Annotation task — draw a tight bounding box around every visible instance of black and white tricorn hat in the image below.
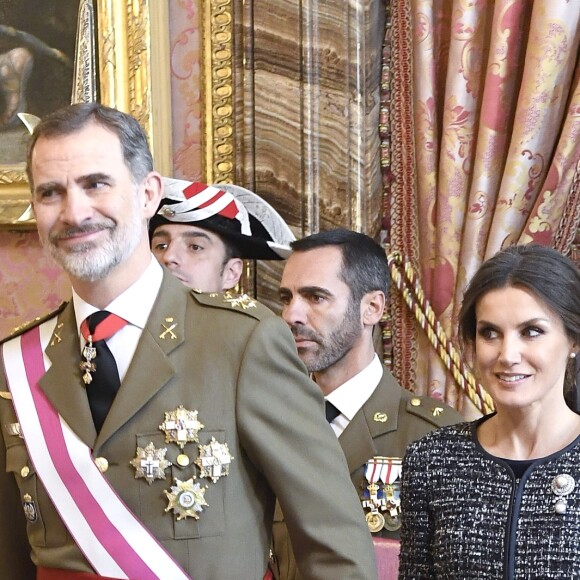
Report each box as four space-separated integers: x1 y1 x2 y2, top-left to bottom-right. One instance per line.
149 179 296 260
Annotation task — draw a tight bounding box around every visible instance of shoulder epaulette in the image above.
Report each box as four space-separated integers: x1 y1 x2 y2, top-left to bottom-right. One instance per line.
190 290 271 321
1 302 68 345
405 395 460 427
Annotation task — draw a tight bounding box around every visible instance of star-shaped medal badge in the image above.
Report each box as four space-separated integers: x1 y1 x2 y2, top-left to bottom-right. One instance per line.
159 406 204 449
195 437 234 483
164 478 209 520
130 442 172 484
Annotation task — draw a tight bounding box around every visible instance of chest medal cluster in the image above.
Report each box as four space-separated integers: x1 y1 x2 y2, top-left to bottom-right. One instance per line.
129 405 233 521
361 456 402 533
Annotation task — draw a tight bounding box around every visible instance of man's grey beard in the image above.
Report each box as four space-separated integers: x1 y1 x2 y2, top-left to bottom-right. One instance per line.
43 201 143 281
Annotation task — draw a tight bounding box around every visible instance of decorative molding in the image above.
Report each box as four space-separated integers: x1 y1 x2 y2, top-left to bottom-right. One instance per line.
0 0 172 230
201 0 235 184
71 0 97 104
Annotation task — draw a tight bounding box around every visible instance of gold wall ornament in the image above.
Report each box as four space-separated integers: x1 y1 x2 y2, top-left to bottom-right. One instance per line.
96 0 172 176
0 0 173 229
201 0 235 184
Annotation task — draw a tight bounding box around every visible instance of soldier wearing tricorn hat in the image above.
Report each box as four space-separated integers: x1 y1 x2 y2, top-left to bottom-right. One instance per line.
149 179 295 292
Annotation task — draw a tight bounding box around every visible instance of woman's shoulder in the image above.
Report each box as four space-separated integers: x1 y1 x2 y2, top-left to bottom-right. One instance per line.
406 420 474 454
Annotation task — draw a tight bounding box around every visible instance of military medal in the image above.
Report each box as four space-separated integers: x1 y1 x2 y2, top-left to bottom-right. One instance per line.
380 458 402 531
159 406 204 449
195 437 234 482
164 478 209 520
80 337 97 384
383 483 402 531
362 464 385 532
366 510 386 533
361 456 402 533
130 442 172 484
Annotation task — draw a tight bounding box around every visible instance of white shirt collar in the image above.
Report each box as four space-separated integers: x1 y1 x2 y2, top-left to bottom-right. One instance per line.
325 354 383 421
72 256 163 333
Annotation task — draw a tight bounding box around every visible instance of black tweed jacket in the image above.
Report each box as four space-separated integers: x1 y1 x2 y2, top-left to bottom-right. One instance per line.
399 418 580 579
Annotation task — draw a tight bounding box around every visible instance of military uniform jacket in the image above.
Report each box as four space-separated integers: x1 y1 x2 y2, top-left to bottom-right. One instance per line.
0 272 376 580
271 366 462 580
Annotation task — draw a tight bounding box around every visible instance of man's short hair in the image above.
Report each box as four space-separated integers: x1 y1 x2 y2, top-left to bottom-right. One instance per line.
291 229 389 303
26 102 153 188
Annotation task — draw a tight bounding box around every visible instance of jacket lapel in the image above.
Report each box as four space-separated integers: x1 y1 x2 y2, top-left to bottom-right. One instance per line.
96 273 187 447
338 369 402 474
39 302 97 447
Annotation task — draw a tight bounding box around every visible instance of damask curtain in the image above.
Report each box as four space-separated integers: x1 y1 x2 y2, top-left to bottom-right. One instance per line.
381 0 580 417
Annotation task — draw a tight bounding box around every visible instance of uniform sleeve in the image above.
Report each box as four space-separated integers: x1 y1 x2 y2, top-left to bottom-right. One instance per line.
398 440 434 579
236 315 377 580
271 500 299 580
0 370 36 580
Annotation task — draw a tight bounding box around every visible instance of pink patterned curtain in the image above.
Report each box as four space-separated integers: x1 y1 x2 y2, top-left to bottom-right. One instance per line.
382 0 580 416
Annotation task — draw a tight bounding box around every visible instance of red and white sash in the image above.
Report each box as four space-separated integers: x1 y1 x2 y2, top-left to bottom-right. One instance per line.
2 321 191 580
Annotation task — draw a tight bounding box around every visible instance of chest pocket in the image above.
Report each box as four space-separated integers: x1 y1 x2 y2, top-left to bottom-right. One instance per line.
134 431 227 540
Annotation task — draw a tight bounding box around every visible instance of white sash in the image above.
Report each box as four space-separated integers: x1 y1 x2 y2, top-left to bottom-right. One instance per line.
2 321 191 580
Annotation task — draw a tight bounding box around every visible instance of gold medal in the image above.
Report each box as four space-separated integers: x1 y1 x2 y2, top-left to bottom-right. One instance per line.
195 437 234 483
366 511 385 533
177 453 190 467
361 456 402 533
159 406 204 449
164 478 209 520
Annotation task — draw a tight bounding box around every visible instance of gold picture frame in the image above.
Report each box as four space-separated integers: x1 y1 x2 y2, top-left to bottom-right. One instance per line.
0 0 235 230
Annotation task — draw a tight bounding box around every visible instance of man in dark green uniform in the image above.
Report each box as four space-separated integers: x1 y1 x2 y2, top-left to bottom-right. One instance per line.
273 229 463 579
0 103 376 580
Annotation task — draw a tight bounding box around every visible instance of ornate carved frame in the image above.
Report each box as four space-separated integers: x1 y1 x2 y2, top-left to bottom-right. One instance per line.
0 0 236 229
200 0 235 184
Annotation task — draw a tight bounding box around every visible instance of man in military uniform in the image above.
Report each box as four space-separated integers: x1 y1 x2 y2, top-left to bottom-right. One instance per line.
273 229 463 579
149 179 295 292
0 103 377 579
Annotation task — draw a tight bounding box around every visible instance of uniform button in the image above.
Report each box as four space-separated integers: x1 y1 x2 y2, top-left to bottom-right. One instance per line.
410 397 421 407
20 466 30 478
95 457 109 472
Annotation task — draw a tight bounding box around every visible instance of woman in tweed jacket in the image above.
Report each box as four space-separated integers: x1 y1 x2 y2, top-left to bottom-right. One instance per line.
399 244 580 579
